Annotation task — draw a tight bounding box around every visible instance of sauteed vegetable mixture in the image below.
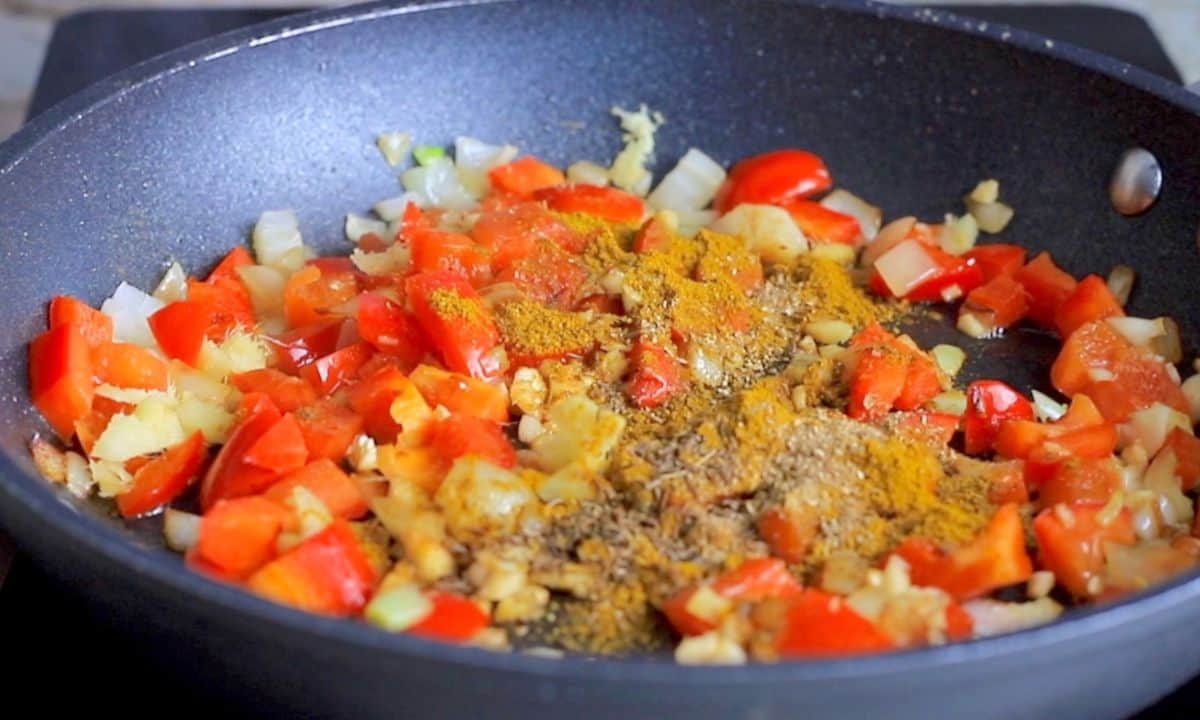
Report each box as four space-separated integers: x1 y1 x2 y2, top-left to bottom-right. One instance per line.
27 109 1200 662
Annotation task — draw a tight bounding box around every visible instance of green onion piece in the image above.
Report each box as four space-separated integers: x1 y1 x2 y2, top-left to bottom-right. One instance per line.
365 584 433 632
413 145 446 167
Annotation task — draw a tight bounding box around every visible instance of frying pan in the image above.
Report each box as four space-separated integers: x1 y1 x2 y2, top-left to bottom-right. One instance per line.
2 1 1200 717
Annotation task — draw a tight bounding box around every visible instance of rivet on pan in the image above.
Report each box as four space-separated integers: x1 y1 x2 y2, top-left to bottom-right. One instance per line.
1109 147 1162 216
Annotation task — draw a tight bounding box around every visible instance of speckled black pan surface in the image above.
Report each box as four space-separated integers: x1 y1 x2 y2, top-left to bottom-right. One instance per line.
2 1 1200 718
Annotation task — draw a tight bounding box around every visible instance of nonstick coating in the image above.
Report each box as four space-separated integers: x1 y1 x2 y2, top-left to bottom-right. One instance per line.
3 1 1200 718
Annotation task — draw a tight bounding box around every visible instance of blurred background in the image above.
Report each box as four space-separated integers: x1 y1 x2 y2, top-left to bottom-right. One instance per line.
1 0 1198 141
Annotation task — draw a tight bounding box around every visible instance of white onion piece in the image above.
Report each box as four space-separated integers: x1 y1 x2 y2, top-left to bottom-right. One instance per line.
1181 374 1200 423
963 597 1062 638
1105 316 1164 349
608 104 662 195
374 192 422 222
252 209 304 269
820 188 882 242
861 216 917 268
1151 317 1183 364
376 131 413 167
647 148 725 212
236 264 287 318
710 203 808 265
687 344 724 386
345 213 387 243
967 200 1014 234
674 209 718 237
455 136 519 196
1107 265 1135 307
101 281 165 349
64 451 94 498
351 243 410 276
401 157 477 210
164 509 202 552
967 179 1000 205
169 360 234 405
566 160 610 186
938 213 978 255
1125 402 1192 457
1032 389 1067 422
874 239 941 297
152 262 188 303
1142 450 1192 527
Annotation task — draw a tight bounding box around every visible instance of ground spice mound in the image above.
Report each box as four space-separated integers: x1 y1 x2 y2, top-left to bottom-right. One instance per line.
794 255 899 329
495 300 618 363
427 286 483 321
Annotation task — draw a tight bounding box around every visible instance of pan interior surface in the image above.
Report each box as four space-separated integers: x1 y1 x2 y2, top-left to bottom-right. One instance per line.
2 0 1200 706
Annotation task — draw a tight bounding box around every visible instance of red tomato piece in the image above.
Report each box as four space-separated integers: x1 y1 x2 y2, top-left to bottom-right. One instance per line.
1033 502 1135 598
247 520 378 616
271 320 344 374
632 214 675 253
263 458 368 519
199 403 284 510
896 411 960 447
488 156 566 198
430 414 516 468
774 589 894 658
534 184 646 224
1164 428 1200 490
713 149 832 213
903 247 985 302
625 338 685 409
409 228 493 286
90 341 169 391
471 202 585 270
190 496 291 579
1014 252 1077 328
243 413 308 474
963 274 1030 330
1035 456 1121 509
662 558 802 636
293 398 365 461
283 265 359 329
48 295 113 348
231 368 318 413
356 293 428 368
962 380 1034 455
207 246 254 284
408 591 490 641
148 300 210 365
405 271 503 379
408 363 509 423
757 507 816 564
187 277 256 341
346 365 432 443
846 346 908 421
299 342 375 396
116 431 207 518
963 243 1026 282
492 238 589 310
780 199 861 246
29 324 95 440
894 352 942 411
1053 274 1124 338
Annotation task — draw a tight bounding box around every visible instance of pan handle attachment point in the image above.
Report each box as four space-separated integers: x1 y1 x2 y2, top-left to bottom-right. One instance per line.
1109 147 1161 216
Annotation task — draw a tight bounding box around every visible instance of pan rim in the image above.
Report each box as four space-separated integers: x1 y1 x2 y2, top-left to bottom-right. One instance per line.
2 0 1200 687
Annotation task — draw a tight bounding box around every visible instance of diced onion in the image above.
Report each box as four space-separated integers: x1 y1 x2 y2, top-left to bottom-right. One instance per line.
376 131 413 167
820 189 882 241
374 193 422 222
64 451 94 498
1142 450 1192 528
163 509 202 552
806 319 854 346
874 239 941 297
152 262 188 303
711 203 809 265
861 216 917 268
674 209 718 237
455 136 519 196
1151 317 1183 364
351 243 410 276
1180 374 1200 423
401 157 477 210
1105 316 1164 349
1125 402 1192 456
687 344 725 386
938 213 978 255
967 179 1000 205
957 308 995 339
101 281 165 349
647 148 725 212
177 394 235 444
1107 264 1135 307
29 436 67 484
810 242 856 265
608 104 662 195
236 264 288 318
930 390 967 416
566 160 609 186
252 209 306 270
963 597 1062 637
930 344 966 377
345 213 388 243
90 458 133 497
365 584 434 632
1032 389 1067 422
967 200 1014 234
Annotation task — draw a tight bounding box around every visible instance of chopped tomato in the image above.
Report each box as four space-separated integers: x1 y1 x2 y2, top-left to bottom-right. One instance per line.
408 591 489 641
1054 275 1124 338
283 265 359 329
896 411 960 446
409 364 509 423
243 413 308 475
190 496 291 579
775 589 894 658
846 346 908 421
632 214 675 253
534 184 645 224
488 156 565 197
293 398 364 461
409 228 492 286
1033 502 1135 597
264 458 368 519
199 403 284 510
207 246 254 283
48 295 112 348
471 202 584 270
986 460 1029 504
186 277 256 341
1164 428 1200 490
894 352 942 411
347 365 432 443
148 300 210 365
962 380 1034 455
1014 252 1077 328
662 557 802 636
963 244 1026 282
91 341 169 391
116 431 207 518
1050 320 1187 422
355 293 428 368
993 394 1107 460
625 338 685 409
895 503 1033 600
1035 456 1121 508
963 274 1029 330
944 601 975 641
492 239 589 310
271 320 344 374
247 520 377 616
430 414 516 468
781 199 861 245
299 342 375 396
903 247 985 302
713 149 832 213
231 368 318 413
29 324 95 440
757 507 816 563
405 271 503 379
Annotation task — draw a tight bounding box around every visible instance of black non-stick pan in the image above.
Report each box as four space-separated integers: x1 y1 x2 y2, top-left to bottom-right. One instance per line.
2 1 1200 718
